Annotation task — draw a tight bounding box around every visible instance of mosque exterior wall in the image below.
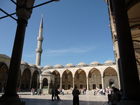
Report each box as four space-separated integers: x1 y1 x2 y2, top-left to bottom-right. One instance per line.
0 54 120 94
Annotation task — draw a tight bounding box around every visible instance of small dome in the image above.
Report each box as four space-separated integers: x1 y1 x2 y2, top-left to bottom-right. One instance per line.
29 64 36 67
21 61 28 65
0 54 10 59
54 64 63 68
36 65 43 69
90 61 100 65
77 62 87 66
66 63 74 67
42 71 52 75
44 65 53 69
104 60 114 64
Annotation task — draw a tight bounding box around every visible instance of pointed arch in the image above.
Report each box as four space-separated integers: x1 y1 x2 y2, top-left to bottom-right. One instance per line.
88 68 102 90
62 70 73 90
42 78 48 88
74 69 86 89
52 70 60 88
31 70 39 89
103 67 119 88
21 68 31 91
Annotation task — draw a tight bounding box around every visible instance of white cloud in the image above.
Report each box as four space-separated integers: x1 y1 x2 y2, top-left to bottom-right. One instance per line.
46 46 96 56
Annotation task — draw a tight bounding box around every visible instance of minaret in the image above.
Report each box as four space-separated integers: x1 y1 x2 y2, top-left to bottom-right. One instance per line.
36 17 43 66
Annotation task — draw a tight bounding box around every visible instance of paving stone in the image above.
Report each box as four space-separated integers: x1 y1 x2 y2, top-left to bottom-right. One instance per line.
20 94 108 105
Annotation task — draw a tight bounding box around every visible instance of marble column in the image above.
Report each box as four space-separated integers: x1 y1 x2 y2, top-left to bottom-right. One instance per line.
60 77 62 89
73 77 75 88
29 77 32 89
39 75 42 89
86 77 89 90
101 76 104 89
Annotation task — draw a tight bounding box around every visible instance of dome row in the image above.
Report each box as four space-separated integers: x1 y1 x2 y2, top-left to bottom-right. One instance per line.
44 60 115 69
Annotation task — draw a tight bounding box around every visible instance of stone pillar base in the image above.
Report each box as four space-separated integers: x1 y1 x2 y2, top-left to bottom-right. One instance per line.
117 100 140 105
0 96 25 105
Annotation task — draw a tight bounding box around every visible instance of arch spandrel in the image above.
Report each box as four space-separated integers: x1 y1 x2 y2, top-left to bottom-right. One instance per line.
88 68 101 77
62 69 73 76
103 67 118 76
74 69 87 77
51 69 62 77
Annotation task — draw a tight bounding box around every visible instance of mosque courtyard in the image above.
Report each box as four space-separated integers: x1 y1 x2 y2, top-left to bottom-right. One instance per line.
18 94 108 105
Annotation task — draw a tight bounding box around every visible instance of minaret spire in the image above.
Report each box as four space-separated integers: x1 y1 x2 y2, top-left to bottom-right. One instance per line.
36 16 43 66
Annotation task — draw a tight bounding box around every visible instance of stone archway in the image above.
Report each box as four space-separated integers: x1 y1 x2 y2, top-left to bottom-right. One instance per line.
74 69 86 89
21 68 31 91
103 67 119 88
88 68 102 90
42 78 48 88
62 70 73 90
31 70 39 89
52 70 60 88
0 62 8 92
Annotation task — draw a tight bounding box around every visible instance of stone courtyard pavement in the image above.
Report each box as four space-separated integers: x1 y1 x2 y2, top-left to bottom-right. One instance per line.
20 94 108 105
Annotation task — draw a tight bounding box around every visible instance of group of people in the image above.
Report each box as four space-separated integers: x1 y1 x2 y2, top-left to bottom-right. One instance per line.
107 87 122 105
30 86 121 105
51 87 80 105
51 88 61 101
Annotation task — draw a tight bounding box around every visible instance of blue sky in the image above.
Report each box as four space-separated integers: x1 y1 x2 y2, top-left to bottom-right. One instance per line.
0 0 114 66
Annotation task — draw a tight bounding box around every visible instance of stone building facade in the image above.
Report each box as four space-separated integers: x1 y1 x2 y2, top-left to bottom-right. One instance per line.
0 54 119 93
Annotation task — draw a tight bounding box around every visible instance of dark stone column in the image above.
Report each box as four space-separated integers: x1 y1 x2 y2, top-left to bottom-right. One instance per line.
0 19 27 105
108 0 140 104
5 19 27 96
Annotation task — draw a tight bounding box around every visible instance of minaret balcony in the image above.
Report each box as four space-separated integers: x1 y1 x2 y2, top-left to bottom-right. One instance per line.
36 48 42 53
37 36 43 41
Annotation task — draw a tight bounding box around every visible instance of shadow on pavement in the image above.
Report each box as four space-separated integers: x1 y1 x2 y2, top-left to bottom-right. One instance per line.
21 98 107 105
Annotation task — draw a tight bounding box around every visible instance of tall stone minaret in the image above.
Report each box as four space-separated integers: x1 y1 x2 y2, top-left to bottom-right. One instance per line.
36 17 43 66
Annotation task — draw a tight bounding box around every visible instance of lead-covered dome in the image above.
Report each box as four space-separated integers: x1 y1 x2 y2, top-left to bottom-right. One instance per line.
77 62 87 66
44 65 53 69
104 60 114 64
90 61 100 65
0 54 10 59
54 64 64 68
66 63 75 67
21 61 28 65
29 64 37 67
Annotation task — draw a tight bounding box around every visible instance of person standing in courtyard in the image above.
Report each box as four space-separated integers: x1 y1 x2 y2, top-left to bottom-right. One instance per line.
72 86 80 105
55 88 60 101
51 88 55 101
